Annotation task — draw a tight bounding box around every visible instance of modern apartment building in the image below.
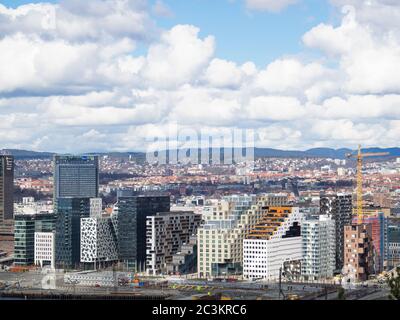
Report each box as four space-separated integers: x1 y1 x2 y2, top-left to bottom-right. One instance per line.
352 211 385 273
112 195 170 271
53 155 99 199
320 193 353 272
301 215 336 280
243 206 303 281
0 155 14 235
197 194 288 278
146 211 202 275
343 224 375 282
166 235 198 275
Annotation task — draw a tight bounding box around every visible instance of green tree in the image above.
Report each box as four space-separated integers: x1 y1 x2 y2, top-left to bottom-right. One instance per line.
387 267 400 300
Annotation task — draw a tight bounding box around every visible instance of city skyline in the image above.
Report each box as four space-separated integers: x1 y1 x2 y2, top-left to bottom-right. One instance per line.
1 0 400 304
2 137 400 300
1 0 400 153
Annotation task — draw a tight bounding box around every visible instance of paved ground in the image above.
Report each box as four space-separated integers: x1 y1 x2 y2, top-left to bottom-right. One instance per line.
0 271 391 300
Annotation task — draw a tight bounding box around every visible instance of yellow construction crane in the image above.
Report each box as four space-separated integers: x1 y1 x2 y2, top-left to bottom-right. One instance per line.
346 145 389 224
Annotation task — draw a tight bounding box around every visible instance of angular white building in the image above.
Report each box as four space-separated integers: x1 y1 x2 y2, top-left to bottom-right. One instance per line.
80 216 118 265
243 206 303 281
301 215 336 280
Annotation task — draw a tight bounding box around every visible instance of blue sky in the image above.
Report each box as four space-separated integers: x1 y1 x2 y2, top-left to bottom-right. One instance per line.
1 0 336 67
156 0 334 66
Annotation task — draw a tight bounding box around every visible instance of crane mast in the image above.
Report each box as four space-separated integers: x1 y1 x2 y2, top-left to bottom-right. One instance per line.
347 145 389 225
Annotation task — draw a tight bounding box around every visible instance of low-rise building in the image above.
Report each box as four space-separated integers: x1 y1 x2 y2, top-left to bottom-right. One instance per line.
166 235 197 275
34 232 55 269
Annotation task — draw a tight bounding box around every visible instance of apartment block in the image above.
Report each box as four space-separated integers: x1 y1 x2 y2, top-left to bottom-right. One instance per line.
146 211 201 275
166 235 198 275
320 193 353 272
301 215 336 280
352 211 385 273
243 206 303 281
343 224 375 282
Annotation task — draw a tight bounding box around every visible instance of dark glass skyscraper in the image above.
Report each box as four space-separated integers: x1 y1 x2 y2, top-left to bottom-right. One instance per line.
114 195 170 271
54 155 99 199
0 155 14 235
55 198 91 269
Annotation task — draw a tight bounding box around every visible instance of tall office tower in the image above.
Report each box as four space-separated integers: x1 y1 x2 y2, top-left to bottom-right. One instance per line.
53 155 99 199
320 193 353 272
55 198 92 269
352 211 385 273
14 213 55 266
0 155 14 235
197 193 288 278
384 218 400 270
146 211 202 275
343 224 375 282
243 207 303 281
80 215 118 267
112 195 170 271
301 215 336 280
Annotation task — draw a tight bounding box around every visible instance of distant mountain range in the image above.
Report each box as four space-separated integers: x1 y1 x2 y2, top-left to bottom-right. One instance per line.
2 147 400 160
254 147 400 159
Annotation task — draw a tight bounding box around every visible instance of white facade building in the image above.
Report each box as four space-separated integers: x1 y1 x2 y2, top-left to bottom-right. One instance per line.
243 207 303 280
34 232 55 269
301 215 336 280
80 216 118 264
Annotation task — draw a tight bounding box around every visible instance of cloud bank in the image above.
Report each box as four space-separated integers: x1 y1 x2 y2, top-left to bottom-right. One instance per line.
1 0 400 153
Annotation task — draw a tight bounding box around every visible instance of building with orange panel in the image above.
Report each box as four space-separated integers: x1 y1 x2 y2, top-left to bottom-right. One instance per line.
243 206 303 280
